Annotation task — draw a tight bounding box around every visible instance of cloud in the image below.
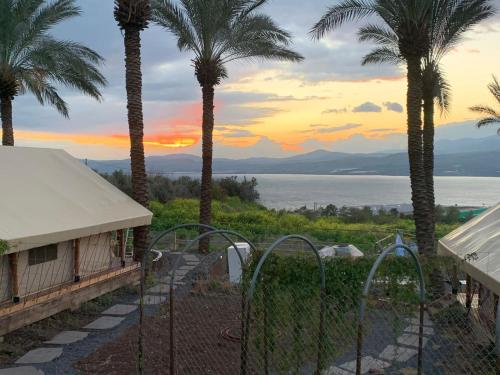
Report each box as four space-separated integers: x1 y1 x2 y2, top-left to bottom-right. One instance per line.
221 129 256 138
368 128 400 133
352 102 382 113
383 102 404 113
315 123 362 133
322 107 347 114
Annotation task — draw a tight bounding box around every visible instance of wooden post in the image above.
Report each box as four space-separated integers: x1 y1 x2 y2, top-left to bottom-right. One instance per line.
478 283 484 308
118 229 126 267
74 239 80 282
466 274 472 309
451 264 459 295
494 294 499 321
7 253 19 303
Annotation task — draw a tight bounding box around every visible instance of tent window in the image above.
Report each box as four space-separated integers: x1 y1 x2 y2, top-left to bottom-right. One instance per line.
28 244 58 266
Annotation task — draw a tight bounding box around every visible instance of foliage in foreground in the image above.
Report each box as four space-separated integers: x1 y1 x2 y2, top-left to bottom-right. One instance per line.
242 252 454 373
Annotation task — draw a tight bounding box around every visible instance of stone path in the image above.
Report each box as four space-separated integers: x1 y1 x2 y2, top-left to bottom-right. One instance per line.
0 253 201 374
324 313 435 374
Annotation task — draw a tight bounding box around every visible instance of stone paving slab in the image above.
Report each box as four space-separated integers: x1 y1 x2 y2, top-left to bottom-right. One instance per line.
101 304 137 316
44 331 88 345
15 348 63 364
397 334 429 348
159 275 186 284
0 367 44 375
324 366 354 375
147 284 175 294
339 356 390 374
177 265 195 271
408 315 433 326
404 325 434 335
379 345 418 362
168 269 189 277
134 295 167 305
84 316 125 330
182 254 199 261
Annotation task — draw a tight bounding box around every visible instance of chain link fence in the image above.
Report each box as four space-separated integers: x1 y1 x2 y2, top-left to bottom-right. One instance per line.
76 225 500 375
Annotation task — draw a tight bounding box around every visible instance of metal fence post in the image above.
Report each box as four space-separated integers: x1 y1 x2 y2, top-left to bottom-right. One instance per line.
356 244 426 375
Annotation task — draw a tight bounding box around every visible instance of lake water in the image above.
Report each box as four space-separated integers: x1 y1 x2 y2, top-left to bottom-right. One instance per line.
214 174 500 210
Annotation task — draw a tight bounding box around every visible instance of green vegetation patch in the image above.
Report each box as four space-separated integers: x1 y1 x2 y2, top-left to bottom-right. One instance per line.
150 198 459 254
0 240 9 256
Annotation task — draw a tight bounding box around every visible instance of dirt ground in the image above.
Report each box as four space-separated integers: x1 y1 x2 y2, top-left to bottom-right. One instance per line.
76 293 242 375
0 285 138 365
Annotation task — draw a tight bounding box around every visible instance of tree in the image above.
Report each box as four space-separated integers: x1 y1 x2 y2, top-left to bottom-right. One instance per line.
358 0 494 250
470 76 500 134
114 0 151 260
0 0 106 146
312 0 439 254
152 0 303 252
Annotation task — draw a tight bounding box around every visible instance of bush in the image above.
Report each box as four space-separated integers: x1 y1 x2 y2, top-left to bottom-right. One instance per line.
100 170 260 203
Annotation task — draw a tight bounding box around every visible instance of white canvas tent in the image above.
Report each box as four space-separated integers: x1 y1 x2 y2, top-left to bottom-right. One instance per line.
438 203 500 295
0 146 152 253
0 146 152 335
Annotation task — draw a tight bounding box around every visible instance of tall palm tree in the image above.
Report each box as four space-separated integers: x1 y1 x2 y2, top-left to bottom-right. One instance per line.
152 0 303 252
470 76 500 134
0 0 106 146
358 0 494 249
115 0 151 261
312 0 438 254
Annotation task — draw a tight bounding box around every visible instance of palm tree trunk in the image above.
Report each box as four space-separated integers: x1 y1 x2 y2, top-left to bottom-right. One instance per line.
1 96 14 146
198 84 215 254
406 57 432 255
124 27 149 262
423 91 436 251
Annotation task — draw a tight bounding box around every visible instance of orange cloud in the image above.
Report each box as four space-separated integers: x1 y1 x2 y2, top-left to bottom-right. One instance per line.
14 130 198 150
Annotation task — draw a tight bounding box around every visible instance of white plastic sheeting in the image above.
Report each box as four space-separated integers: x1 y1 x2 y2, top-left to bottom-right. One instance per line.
0 146 152 253
438 203 500 295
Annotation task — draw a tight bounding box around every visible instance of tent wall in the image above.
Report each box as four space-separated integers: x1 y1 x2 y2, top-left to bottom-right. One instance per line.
18 241 74 297
80 232 121 277
0 255 10 303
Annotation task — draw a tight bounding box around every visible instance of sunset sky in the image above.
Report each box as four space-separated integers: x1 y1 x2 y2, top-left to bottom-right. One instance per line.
11 0 500 160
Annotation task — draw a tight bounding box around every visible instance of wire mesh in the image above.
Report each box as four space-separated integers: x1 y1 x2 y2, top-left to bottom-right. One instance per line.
138 226 252 375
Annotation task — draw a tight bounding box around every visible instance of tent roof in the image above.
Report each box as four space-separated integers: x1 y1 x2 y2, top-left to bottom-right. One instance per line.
438 203 500 295
0 147 152 253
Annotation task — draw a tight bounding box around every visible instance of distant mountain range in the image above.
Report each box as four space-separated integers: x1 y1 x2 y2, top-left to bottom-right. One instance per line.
88 136 500 177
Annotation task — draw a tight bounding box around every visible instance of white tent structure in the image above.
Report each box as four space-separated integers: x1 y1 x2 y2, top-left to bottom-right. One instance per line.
438 203 500 295
0 146 152 335
0 146 152 253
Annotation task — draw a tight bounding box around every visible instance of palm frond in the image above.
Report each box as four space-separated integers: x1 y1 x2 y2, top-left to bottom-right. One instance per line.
310 0 375 40
358 23 398 46
152 0 302 84
487 75 500 104
151 0 200 54
475 116 500 131
470 105 500 117
0 0 105 116
361 46 402 65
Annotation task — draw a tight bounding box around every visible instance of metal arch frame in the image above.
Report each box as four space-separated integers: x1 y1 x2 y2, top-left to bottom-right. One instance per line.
137 224 257 375
355 244 426 375
241 235 327 375
166 229 257 290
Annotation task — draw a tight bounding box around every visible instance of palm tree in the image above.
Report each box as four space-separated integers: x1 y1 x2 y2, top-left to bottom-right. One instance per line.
470 76 500 134
0 0 106 146
358 0 494 249
115 0 151 261
312 0 438 254
152 0 303 252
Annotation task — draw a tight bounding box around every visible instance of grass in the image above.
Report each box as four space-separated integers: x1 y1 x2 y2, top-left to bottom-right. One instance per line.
150 198 459 254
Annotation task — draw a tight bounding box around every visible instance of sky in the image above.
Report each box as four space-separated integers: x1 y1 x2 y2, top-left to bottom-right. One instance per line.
11 0 500 160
